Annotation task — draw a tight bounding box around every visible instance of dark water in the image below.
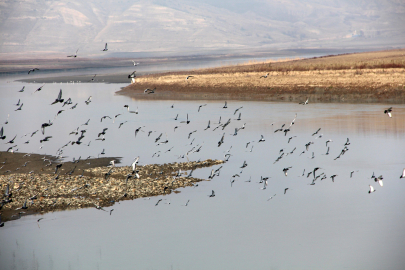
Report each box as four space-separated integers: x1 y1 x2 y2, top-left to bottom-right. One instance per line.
1 71 405 270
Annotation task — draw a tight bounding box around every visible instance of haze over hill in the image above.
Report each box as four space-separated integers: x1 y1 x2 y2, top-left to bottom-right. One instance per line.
0 0 404 58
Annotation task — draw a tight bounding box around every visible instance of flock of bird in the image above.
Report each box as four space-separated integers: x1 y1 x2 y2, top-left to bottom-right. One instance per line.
1 63 404 215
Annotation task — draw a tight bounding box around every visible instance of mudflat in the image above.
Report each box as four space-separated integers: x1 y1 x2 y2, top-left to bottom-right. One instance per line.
118 49 405 103
0 152 223 222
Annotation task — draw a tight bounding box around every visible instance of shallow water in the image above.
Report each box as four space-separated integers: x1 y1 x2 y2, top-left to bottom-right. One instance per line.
1 71 405 270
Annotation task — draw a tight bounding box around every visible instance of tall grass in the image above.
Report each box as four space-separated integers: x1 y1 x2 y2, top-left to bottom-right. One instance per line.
144 49 405 77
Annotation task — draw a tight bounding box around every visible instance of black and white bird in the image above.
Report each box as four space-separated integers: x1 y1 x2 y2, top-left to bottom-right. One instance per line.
223 101 228 108
132 61 140 66
186 75 194 80
144 88 156 94
85 96 92 105
209 190 215 197
19 86 25 92
258 135 265 142
128 71 136 79
299 98 309 105
375 175 384 187
283 167 292 176
368 185 376 193
384 107 392 117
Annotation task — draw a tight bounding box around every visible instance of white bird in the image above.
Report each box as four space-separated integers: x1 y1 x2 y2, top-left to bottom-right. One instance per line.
368 185 376 193
132 61 140 66
131 157 139 172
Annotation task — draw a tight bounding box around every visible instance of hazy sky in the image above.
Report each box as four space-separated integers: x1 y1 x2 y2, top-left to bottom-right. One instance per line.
0 0 404 56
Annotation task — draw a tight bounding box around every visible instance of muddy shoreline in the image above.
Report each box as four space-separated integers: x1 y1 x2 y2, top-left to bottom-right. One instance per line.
0 152 224 222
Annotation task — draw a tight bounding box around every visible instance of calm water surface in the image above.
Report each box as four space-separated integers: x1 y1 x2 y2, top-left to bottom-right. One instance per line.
0 70 405 270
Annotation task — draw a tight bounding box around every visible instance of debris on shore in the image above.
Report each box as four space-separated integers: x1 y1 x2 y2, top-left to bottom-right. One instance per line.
0 153 224 222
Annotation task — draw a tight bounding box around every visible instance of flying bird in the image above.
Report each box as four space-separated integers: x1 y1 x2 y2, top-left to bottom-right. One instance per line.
0 127 5 140
67 48 79 57
258 135 265 142
312 128 321 136
34 84 45 93
283 167 292 176
400 169 405 179
15 103 23 111
102 43 108 51
128 71 136 78
51 89 64 104
28 68 39 74
198 104 207 112
384 107 392 117
299 98 309 105
85 96 92 105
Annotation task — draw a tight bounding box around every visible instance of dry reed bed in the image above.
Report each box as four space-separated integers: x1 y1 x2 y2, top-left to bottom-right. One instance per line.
135 68 405 90
119 49 405 103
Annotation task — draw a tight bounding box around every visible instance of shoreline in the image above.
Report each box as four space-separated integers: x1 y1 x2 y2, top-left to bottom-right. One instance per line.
118 49 405 103
0 152 223 222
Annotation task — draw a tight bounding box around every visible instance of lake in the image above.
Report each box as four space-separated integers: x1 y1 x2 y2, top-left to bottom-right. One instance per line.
0 64 405 270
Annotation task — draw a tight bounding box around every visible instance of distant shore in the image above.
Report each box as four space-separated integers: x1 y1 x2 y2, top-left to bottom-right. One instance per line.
118 49 405 103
